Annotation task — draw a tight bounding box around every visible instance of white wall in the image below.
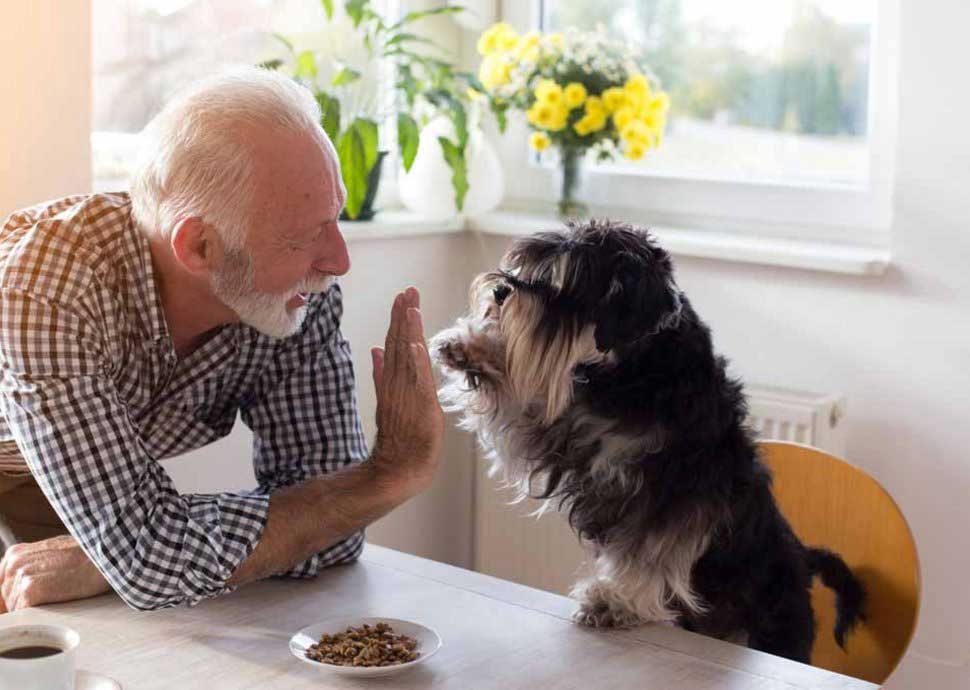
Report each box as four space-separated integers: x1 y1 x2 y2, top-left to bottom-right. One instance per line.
162 231 479 568
0 2 91 217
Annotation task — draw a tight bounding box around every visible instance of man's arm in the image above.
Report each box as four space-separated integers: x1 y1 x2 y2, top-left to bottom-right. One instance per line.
230 287 442 586
0 283 272 610
0 288 443 609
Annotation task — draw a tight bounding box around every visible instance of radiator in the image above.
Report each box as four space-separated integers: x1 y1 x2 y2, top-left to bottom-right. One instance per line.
472 385 848 595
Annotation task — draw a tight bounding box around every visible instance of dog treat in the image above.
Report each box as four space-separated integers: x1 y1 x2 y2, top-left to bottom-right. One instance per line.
305 622 420 667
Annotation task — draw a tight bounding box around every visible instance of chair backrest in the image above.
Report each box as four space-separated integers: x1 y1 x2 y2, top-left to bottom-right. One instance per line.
759 441 920 685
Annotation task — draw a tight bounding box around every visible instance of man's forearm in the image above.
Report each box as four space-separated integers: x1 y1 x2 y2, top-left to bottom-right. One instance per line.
228 459 404 587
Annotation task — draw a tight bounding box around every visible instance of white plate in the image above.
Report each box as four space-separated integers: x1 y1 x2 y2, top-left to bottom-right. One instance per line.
289 617 442 678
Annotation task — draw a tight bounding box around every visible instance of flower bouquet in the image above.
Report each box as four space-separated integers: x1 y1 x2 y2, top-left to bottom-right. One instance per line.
476 23 670 217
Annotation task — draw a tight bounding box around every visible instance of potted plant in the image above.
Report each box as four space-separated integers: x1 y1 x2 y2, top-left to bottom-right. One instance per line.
263 1 480 220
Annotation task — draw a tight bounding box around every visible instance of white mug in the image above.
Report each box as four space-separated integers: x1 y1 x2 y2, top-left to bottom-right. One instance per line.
0 623 79 690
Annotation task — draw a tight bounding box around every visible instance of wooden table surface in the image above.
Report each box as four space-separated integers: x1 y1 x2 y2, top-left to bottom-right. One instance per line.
0 544 878 689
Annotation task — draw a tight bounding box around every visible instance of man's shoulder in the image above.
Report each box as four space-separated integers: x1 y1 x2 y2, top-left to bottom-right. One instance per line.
0 192 135 303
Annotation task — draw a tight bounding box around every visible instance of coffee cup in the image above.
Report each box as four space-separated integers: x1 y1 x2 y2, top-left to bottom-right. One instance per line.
0 623 79 690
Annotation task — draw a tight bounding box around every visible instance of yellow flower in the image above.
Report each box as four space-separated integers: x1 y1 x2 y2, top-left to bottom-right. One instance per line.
564 82 587 109
527 102 568 131
625 141 647 161
648 91 671 115
643 110 665 132
516 31 541 56
584 96 604 116
572 110 607 137
624 73 651 99
478 54 511 90
500 30 519 51
466 87 485 102
534 79 564 106
621 120 655 147
601 87 626 112
477 22 517 56
529 131 551 151
546 105 569 131
547 33 565 49
587 112 607 132
477 32 500 56
612 106 634 130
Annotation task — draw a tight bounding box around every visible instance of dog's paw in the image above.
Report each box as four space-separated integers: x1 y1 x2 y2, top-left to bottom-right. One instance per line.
433 338 470 371
573 602 643 629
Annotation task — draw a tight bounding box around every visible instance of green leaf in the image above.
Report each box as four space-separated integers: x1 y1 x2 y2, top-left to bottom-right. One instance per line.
337 126 368 219
448 100 468 149
295 50 317 79
438 136 468 212
388 6 463 32
321 0 334 19
353 118 380 173
490 100 508 133
272 32 295 54
396 65 419 109
397 113 420 172
384 32 434 48
315 92 341 143
345 0 366 26
331 65 362 87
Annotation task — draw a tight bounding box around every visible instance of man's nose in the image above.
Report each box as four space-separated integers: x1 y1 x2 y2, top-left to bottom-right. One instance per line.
314 223 350 276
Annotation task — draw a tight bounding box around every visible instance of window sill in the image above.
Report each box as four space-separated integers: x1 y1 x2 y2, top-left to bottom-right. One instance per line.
330 208 891 276
465 210 891 277
341 210 465 242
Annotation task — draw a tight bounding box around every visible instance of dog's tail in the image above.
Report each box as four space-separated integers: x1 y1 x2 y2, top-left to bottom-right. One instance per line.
806 547 867 649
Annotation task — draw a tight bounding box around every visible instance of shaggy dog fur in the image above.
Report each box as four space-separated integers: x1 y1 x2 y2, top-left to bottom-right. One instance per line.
430 219 865 662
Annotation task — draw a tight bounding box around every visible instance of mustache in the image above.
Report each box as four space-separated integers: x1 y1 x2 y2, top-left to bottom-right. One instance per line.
293 275 337 295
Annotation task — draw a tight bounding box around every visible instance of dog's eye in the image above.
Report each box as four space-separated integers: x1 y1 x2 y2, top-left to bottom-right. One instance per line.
493 284 511 306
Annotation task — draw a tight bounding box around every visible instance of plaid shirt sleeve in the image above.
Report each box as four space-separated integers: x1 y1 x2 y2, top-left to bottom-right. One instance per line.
0 285 270 611
239 284 369 578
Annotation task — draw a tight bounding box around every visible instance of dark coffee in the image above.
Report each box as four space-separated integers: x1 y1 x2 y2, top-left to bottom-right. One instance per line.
0 645 63 659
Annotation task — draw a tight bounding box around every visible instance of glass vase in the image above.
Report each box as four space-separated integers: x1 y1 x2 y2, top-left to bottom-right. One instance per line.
556 145 589 219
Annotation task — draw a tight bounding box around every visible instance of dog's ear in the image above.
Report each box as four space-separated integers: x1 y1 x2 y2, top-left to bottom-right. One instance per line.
593 249 679 351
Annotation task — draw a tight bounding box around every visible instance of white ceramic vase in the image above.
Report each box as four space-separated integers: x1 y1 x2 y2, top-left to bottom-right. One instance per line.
398 116 504 220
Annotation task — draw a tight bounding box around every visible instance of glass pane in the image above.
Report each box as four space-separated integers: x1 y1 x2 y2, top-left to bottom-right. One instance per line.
543 0 875 187
90 0 395 190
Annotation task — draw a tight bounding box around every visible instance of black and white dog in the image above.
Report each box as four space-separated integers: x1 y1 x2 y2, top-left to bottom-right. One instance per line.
430 219 865 662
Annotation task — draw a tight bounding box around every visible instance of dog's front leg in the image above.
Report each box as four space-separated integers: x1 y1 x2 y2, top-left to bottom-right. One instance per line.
571 555 679 628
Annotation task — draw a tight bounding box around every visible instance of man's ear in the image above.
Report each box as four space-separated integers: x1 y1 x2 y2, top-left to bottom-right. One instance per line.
171 217 218 274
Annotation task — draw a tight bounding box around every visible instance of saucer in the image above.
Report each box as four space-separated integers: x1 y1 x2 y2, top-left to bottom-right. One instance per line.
290 616 442 678
77 670 122 689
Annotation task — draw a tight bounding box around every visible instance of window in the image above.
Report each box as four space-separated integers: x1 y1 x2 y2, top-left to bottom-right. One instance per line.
91 0 397 193
500 1 898 242
544 0 875 188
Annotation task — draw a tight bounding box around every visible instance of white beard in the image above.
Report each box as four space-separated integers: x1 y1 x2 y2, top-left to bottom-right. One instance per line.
211 248 335 339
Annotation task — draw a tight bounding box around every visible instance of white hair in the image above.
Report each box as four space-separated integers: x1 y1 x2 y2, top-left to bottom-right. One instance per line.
130 66 335 250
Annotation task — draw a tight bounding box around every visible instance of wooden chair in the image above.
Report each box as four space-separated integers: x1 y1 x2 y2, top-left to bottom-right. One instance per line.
759 441 920 685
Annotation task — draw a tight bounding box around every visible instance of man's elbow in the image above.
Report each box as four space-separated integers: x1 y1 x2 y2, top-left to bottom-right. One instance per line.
111 566 229 612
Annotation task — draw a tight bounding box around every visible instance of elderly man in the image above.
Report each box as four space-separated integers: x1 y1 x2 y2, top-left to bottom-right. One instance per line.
0 67 443 612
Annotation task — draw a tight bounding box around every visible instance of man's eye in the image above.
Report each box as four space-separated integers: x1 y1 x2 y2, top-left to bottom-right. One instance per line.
493 284 511 306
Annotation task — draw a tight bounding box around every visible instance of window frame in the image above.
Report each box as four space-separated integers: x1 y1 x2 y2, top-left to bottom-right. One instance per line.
495 0 899 246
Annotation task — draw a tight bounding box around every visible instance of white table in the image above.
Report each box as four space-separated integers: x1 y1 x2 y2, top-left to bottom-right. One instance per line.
0 544 878 689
